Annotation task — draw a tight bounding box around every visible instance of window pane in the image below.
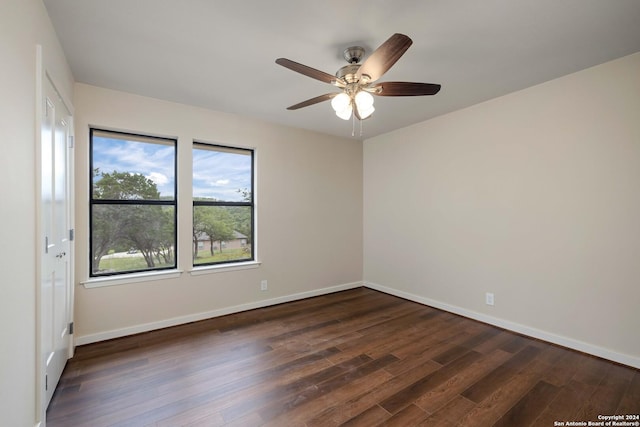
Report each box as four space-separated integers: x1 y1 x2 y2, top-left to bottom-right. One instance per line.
92 204 176 275
192 143 254 268
92 130 175 200
193 205 252 265
193 145 252 202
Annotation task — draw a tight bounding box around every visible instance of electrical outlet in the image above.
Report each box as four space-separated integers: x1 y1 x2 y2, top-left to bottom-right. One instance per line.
260 280 268 291
485 292 495 306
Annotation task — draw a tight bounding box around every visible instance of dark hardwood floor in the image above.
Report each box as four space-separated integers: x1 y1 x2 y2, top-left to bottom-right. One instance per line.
47 288 640 426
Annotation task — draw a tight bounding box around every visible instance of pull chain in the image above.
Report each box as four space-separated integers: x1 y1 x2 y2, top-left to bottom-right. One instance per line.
351 115 365 137
351 113 356 137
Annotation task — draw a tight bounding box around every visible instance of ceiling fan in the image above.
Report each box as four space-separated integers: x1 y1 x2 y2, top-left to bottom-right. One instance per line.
276 33 441 123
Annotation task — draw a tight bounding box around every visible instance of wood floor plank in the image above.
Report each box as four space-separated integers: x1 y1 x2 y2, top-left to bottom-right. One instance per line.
46 288 640 427
379 350 483 415
573 361 634 422
571 354 611 386
257 353 398 423
499 334 531 353
379 403 430 426
460 345 541 403
385 315 469 361
158 409 224 427
415 348 512 413
617 370 640 414
458 355 559 427
154 348 337 426
262 369 394 427
530 379 597 427
220 353 374 422
431 328 501 365
422 394 476 426
540 346 584 387
472 330 521 354
326 306 437 364
492 380 559 427
364 313 484 361
339 404 391 427
306 358 442 426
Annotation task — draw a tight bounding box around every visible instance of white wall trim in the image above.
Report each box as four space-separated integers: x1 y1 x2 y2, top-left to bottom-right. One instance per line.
82 269 184 288
363 281 640 369
75 281 362 345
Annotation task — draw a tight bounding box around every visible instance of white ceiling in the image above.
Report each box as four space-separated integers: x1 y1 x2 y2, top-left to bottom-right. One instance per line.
44 0 640 140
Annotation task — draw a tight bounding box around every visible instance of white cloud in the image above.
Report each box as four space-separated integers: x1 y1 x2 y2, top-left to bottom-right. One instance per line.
146 172 169 185
214 179 230 186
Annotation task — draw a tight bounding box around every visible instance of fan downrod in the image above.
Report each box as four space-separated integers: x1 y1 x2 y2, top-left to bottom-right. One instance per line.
343 46 365 64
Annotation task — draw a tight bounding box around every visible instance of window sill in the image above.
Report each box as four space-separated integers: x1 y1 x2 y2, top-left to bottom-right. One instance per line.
82 269 183 288
189 260 261 276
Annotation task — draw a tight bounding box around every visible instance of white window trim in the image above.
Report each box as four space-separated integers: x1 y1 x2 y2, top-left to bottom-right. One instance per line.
82 269 183 288
81 259 262 287
189 260 261 276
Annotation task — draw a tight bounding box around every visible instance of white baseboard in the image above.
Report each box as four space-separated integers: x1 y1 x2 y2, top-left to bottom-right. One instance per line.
364 281 640 369
74 281 363 346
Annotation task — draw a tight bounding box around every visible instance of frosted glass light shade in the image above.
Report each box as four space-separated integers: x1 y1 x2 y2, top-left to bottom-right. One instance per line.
331 92 352 120
355 91 375 119
335 105 352 120
331 92 351 111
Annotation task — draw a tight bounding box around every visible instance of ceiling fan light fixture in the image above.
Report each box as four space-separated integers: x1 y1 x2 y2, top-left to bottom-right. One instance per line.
276 34 441 130
331 92 352 120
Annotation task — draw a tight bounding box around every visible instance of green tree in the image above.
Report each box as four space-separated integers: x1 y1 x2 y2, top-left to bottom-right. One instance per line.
154 208 175 265
193 206 207 260
119 204 169 268
204 208 235 255
228 188 252 244
193 206 235 258
92 204 124 272
94 170 160 200
92 170 174 272
227 206 251 243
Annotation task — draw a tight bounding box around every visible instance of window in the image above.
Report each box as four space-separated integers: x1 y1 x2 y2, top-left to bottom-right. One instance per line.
90 129 177 276
192 143 254 266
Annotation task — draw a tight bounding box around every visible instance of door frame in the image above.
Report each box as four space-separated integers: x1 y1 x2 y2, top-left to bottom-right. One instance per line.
35 44 75 426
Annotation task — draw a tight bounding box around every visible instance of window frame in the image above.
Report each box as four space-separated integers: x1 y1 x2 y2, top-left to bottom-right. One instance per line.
89 128 178 277
192 141 255 268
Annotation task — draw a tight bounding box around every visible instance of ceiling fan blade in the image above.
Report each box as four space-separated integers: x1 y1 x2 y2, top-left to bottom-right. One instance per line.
356 33 413 83
276 58 344 86
286 93 338 110
371 81 441 96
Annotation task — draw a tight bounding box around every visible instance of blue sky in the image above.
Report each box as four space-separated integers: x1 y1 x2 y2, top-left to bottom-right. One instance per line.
93 136 251 201
193 146 252 202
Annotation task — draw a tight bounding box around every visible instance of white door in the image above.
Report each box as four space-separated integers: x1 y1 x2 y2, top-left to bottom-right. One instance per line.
41 74 73 408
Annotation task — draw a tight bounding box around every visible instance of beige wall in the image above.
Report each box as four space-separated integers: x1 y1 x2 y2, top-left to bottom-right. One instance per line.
0 0 74 424
73 84 363 342
364 52 640 368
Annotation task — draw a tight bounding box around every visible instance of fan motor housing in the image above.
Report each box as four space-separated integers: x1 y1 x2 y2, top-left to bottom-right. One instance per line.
336 64 361 83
